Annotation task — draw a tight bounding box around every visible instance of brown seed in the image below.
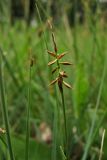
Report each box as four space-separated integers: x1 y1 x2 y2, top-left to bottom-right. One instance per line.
47 50 56 58
47 19 53 30
52 33 57 53
0 128 6 134
30 58 34 67
59 61 73 65
59 71 68 78
49 78 58 86
52 67 58 74
57 52 67 60
63 81 72 89
48 59 57 66
58 77 63 91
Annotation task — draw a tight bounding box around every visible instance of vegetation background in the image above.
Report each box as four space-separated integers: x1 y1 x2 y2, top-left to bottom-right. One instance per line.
0 0 107 160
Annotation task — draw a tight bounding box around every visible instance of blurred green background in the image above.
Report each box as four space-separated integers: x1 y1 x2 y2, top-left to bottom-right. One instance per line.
0 0 107 160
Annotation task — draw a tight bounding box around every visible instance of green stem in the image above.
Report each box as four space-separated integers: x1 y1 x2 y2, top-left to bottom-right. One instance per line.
35 0 48 50
73 0 78 61
25 65 32 160
81 46 107 160
60 88 68 158
0 48 14 160
52 93 58 160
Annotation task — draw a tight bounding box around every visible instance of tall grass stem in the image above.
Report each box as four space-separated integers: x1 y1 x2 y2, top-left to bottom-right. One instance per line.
0 48 14 160
25 65 32 160
99 129 106 160
60 88 68 157
82 52 107 160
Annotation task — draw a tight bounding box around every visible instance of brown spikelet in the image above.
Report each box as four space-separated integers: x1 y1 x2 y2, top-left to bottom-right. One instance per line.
30 58 34 67
28 48 35 67
59 62 73 65
58 77 63 91
47 22 73 90
52 33 57 53
59 71 68 78
47 19 53 30
0 128 6 134
63 81 72 89
49 78 58 86
52 67 58 74
47 50 56 57
57 52 67 59
48 59 57 66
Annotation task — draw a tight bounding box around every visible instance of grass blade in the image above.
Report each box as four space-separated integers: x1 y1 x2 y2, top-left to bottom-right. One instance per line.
60 88 68 158
60 146 67 160
25 60 32 160
82 54 107 160
99 129 106 160
0 49 20 88
0 47 14 160
0 135 7 148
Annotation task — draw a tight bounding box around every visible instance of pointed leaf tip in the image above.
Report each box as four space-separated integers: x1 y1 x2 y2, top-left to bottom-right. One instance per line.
49 78 58 86
63 81 72 89
48 59 57 66
57 52 67 59
59 61 73 65
47 50 56 57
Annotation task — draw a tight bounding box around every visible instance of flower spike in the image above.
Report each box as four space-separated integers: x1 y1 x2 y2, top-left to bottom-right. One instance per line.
49 78 58 86
48 59 57 66
47 23 72 90
57 52 67 59
0 128 6 134
52 67 58 74
59 61 73 65
63 81 72 89
47 50 56 58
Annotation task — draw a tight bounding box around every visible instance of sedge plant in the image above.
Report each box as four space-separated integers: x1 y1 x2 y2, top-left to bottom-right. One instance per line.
47 21 73 159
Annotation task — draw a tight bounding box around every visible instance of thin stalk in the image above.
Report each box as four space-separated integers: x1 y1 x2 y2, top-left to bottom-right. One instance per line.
0 48 14 160
35 0 51 80
35 0 48 50
73 0 78 61
25 65 32 160
52 89 59 160
24 0 30 22
60 88 67 157
99 129 106 160
82 50 107 160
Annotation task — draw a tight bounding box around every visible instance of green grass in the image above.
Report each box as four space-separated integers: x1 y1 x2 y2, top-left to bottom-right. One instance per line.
0 48 14 160
0 18 107 160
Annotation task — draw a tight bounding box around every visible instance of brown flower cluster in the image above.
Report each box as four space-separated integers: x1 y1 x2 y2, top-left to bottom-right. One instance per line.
48 29 72 91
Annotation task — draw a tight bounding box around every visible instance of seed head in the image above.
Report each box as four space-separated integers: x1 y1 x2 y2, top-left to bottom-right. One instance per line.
52 33 57 53
0 128 6 134
48 24 72 91
47 19 53 30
